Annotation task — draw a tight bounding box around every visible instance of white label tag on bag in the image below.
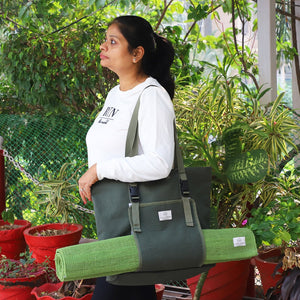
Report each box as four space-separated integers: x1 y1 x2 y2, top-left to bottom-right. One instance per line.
233 236 246 247
158 210 172 221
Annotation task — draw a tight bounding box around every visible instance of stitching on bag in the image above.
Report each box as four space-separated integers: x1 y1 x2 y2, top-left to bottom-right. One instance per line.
138 198 189 207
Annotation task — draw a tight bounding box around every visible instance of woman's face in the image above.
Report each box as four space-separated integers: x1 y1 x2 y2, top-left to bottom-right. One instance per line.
100 23 135 76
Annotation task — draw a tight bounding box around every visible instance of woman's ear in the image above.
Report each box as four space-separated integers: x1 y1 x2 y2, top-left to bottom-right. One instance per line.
132 46 145 63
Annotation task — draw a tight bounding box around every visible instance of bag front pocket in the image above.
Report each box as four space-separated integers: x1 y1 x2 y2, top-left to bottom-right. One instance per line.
128 198 206 272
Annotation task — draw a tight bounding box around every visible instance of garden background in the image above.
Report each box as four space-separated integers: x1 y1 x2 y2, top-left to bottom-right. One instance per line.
0 0 299 251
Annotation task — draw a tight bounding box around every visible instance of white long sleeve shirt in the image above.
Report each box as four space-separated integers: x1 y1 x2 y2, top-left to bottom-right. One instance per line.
86 77 175 182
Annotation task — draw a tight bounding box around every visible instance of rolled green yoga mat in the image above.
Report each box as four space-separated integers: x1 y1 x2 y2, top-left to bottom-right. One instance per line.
55 228 257 282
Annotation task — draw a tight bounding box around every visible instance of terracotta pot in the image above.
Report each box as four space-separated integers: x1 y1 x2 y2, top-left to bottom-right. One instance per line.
253 248 283 295
24 223 83 268
0 219 31 259
187 259 251 300
31 282 93 300
32 282 165 300
155 284 165 300
0 268 47 300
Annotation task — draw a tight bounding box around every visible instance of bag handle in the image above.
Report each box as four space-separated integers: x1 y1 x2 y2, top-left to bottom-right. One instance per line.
125 86 194 231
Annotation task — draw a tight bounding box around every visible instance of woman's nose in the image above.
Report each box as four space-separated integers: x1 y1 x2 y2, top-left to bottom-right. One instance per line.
100 40 107 50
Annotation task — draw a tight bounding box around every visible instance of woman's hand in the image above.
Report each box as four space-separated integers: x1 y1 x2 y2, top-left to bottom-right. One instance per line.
78 164 98 204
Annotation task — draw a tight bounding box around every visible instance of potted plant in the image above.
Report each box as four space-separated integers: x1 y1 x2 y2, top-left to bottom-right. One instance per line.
247 184 300 296
0 252 57 300
23 223 83 269
0 208 31 259
265 246 300 299
24 163 84 268
173 56 300 299
34 162 85 224
31 279 96 300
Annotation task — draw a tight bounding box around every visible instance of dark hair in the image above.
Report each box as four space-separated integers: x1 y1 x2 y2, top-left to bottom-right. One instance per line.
110 16 175 99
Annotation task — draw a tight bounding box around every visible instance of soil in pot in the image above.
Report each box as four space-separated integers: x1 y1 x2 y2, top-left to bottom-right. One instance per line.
32 228 71 236
0 219 31 259
24 223 83 269
31 279 96 300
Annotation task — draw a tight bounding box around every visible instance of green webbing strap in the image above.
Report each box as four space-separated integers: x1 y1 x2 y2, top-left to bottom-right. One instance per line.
126 90 145 233
126 98 140 158
174 130 187 181
131 202 141 232
173 131 194 227
182 197 194 227
125 85 194 230
172 126 195 227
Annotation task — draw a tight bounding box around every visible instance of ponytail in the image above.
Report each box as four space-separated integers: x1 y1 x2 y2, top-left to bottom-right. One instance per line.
142 33 175 99
110 16 175 99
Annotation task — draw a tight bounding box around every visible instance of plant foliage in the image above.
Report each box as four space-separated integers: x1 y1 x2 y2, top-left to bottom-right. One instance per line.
0 252 56 281
36 163 87 223
174 56 300 228
1 0 297 114
248 195 300 248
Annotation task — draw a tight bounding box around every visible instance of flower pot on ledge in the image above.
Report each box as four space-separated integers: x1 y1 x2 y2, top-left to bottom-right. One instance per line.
187 259 252 300
253 248 283 296
31 282 93 300
0 268 47 300
24 223 83 269
0 219 31 259
0 257 56 300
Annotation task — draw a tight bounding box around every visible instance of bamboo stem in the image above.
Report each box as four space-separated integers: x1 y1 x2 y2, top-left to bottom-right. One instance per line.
193 271 208 300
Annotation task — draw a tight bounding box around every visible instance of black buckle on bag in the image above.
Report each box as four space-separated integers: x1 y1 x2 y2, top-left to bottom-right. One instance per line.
180 179 190 197
129 184 140 202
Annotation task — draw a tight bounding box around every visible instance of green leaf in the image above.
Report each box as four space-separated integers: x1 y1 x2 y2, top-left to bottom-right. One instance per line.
1 210 15 224
188 4 209 21
223 126 243 168
226 149 269 184
170 2 184 14
18 1 33 19
270 92 285 118
278 230 291 243
41 59 48 67
95 0 105 8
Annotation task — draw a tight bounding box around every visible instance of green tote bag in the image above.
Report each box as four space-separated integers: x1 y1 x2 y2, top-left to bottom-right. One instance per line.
91 87 212 285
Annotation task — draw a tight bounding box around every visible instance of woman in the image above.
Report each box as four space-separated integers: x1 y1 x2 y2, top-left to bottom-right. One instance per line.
78 15 175 300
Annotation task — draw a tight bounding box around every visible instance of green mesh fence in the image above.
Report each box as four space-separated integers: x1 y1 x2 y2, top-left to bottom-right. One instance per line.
0 113 97 238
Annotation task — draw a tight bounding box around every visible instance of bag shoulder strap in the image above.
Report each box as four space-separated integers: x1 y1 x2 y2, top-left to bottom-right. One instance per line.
125 86 188 186
125 92 142 158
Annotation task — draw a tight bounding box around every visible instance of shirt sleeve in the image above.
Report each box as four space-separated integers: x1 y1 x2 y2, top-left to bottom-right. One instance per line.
96 87 175 182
